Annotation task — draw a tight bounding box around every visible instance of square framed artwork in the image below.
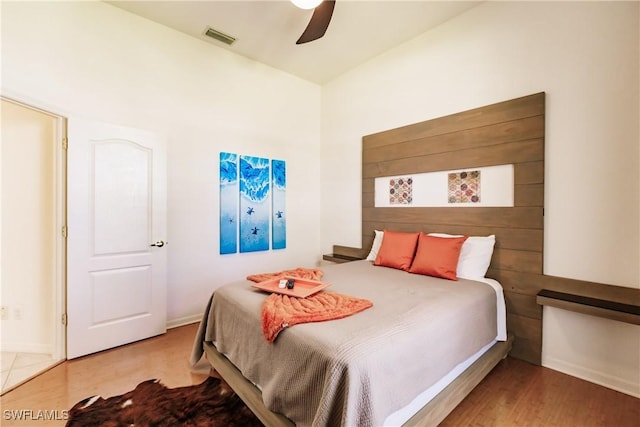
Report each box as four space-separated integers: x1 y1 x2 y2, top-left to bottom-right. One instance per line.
389 177 413 205
448 170 480 203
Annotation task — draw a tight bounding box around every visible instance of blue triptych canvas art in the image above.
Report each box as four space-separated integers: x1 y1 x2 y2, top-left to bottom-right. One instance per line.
219 152 238 255
239 155 270 253
219 152 286 254
271 159 286 250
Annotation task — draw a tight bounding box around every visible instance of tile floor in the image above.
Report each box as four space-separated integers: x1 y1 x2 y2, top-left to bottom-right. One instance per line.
1 352 57 394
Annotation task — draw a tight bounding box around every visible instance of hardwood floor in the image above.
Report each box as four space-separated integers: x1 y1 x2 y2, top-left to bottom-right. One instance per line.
441 357 639 427
1 323 638 426
0 323 210 427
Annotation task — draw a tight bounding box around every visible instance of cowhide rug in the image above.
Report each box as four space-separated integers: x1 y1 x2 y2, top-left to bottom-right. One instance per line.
66 376 263 426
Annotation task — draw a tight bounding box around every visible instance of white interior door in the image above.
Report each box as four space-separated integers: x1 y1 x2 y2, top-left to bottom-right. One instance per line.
67 118 167 359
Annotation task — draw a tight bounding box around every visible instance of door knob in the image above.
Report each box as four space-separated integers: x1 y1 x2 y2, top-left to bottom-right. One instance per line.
150 240 167 248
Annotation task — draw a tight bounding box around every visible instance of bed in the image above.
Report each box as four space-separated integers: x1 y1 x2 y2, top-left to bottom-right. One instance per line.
191 254 510 426
191 93 546 425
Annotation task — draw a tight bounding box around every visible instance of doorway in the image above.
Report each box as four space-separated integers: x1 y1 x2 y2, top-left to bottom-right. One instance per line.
0 97 66 393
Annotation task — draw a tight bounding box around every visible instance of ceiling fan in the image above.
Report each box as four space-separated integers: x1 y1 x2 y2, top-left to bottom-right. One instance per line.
291 0 336 44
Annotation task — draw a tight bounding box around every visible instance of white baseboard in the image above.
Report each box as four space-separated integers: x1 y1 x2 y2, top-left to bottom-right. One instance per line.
166 313 203 330
543 356 640 398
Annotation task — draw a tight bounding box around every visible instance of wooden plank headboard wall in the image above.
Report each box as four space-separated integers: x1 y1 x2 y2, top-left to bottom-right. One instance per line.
333 92 639 365
360 93 546 364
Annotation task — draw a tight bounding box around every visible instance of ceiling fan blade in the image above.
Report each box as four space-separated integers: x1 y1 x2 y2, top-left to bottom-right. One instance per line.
296 0 336 45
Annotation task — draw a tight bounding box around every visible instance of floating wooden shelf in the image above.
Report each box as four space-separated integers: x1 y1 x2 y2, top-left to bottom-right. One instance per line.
536 289 640 325
322 253 363 264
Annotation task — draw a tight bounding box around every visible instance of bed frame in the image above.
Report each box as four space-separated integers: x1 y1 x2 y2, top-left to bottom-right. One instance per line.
202 94 538 425
204 335 513 427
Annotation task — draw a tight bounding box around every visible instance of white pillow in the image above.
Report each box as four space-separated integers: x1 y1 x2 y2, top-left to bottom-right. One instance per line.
428 233 495 279
366 230 384 261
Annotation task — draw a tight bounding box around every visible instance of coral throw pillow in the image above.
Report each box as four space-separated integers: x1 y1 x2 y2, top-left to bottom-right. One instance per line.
374 230 420 271
409 234 468 280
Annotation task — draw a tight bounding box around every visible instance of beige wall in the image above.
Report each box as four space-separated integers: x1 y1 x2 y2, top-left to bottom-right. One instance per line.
1 99 56 353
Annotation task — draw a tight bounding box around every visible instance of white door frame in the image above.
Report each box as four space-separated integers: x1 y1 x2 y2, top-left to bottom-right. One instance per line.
0 95 67 362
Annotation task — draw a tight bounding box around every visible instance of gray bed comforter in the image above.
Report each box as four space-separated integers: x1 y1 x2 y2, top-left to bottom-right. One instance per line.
190 260 497 427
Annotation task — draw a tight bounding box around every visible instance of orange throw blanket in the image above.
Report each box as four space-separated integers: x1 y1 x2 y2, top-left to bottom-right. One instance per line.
261 292 373 343
247 267 324 283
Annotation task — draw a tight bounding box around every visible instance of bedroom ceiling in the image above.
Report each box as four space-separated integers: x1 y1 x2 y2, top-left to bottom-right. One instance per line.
107 0 481 84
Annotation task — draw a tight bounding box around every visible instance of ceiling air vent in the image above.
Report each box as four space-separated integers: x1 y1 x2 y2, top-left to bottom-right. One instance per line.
203 27 236 45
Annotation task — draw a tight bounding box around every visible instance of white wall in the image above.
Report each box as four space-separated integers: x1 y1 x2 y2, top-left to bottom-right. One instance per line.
1 1 323 326
542 306 639 396
321 2 639 396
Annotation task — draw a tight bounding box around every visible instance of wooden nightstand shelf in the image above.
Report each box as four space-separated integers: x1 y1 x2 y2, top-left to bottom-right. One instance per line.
322 253 362 264
536 289 640 325
323 245 368 264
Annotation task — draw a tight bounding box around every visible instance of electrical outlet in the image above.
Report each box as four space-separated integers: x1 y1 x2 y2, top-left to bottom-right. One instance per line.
14 306 22 321
1 306 8 320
